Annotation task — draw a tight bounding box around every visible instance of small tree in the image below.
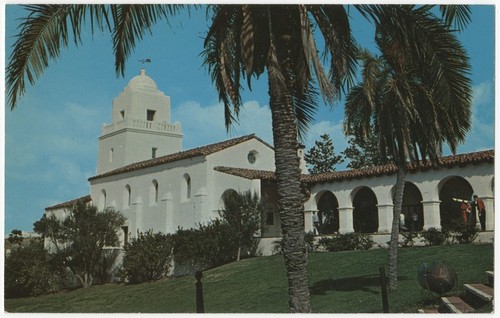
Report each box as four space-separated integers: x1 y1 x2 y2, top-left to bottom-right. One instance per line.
7 229 24 247
34 199 125 288
305 134 344 174
342 126 389 169
219 191 263 261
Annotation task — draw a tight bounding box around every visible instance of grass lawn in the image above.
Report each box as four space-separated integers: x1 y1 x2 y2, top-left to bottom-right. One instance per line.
4 243 493 313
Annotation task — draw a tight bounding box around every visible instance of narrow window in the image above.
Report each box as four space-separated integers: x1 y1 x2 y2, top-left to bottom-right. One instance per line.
109 148 114 162
124 185 131 207
120 110 125 119
150 180 159 204
182 174 191 201
147 109 156 121
266 212 274 225
99 190 107 211
122 226 129 246
152 147 158 159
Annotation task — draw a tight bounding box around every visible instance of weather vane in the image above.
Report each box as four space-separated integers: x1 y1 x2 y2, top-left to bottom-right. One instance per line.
139 58 152 64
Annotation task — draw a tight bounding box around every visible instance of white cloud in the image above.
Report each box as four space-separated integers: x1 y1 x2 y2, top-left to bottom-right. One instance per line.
472 81 493 108
172 100 273 149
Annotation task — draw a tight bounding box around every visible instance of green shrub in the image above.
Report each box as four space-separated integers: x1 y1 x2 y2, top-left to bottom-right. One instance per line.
172 219 237 271
4 238 62 298
421 228 451 246
121 231 173 284
304 231 317 252
453 223 479 244
400 231 419 248
318 232 374 252
271 239 283 255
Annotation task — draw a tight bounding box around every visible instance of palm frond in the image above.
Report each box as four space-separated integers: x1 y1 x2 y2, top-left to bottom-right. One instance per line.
293 82 318 142
110 4 181 77
7 5 74 109
438 5 471 31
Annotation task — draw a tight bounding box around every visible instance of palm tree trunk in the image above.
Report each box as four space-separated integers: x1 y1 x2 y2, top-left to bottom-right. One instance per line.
269 83 311 312
388 166 406 290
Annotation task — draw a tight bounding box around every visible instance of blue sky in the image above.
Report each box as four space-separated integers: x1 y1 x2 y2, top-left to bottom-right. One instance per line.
3 4 495 232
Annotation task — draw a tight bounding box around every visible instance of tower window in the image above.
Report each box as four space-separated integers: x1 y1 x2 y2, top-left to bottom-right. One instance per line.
109 148 114 162
152 147 158 158
120 110 125 119
147 109 156 121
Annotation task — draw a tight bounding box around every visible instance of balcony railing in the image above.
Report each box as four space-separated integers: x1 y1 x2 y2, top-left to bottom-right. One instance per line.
102 118 181 135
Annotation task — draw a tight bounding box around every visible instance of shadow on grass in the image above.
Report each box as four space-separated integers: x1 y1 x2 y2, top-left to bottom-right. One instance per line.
310 275 410 295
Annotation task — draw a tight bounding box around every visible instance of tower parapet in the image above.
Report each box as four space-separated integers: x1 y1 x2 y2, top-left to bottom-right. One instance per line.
97 69 183 174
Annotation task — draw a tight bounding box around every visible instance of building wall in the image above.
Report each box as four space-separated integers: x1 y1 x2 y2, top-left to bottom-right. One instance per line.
90 138 275 242
297 161 494 235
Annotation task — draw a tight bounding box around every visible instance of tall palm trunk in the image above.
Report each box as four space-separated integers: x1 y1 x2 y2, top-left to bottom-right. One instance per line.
269 81 311 312
388 166 406 290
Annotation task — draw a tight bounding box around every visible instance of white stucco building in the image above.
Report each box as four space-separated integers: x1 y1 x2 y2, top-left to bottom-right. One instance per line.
45 69 494 254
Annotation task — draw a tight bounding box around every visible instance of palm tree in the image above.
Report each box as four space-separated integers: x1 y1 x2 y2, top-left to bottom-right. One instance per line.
344 5 472 290
7 3 471 311
202 5 357 312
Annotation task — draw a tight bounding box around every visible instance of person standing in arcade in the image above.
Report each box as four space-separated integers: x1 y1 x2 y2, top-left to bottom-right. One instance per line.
473 195 486 231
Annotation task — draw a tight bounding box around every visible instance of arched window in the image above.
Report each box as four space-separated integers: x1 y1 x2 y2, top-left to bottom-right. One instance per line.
182 174 191 201
99 190 107 211
150 180 159 204
124 185 131 207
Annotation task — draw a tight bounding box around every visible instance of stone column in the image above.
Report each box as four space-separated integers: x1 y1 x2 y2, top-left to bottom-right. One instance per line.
482 196 494 231
338 206 354 234
132 197 143 234
421 200 441 230
304 210 316 234
161 192 174 234
377 204 393 234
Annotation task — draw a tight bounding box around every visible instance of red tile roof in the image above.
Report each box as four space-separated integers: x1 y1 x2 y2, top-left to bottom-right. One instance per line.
215 149 494 183
89 134 272 181
45 195 92 211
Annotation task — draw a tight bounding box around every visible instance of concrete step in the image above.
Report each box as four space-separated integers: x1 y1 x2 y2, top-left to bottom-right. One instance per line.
417 307 440 313
486 271 494 287
441 296 475 313
464 283 494 302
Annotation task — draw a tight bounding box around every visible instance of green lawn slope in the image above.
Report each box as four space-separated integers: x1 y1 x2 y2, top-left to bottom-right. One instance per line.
5 243 493 313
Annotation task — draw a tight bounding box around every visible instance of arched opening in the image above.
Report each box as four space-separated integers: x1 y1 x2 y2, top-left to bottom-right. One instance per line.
397 182 423 231
98 190 107 211
439 176 473 230
316 191 339 234
352 187 378 233
150 180 159 204
182 174 191 201
220 189 239 210
124 184 131 208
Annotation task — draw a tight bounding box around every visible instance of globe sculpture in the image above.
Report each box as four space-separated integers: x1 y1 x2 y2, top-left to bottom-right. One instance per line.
418 262 457 295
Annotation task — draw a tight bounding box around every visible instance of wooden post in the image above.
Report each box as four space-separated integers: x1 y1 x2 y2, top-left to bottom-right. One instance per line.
195 271 204 313
379 266 389 313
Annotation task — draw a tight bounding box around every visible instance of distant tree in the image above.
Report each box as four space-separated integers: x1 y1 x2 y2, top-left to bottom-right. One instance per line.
7 229 24 247
342 127 389 169
219 191 263 261
34 199 125 288
305 134 344 174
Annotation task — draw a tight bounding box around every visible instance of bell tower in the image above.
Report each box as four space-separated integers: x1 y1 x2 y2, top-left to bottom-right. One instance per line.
97 69 183 174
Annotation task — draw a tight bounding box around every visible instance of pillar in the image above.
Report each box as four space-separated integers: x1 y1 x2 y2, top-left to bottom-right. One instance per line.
338 206 354 234
421 200 441 230
377 204 393 234
161 192 174 234
482 196 494 231
304 210 316 234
